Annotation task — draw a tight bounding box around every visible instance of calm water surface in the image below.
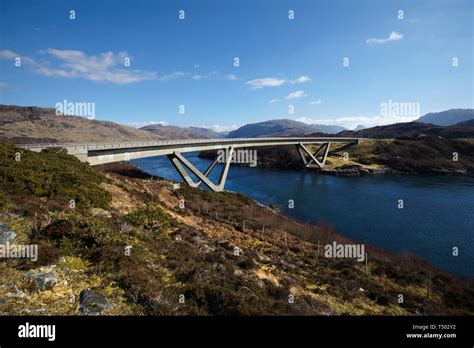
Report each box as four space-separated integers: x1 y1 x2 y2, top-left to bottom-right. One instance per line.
133 153 474 278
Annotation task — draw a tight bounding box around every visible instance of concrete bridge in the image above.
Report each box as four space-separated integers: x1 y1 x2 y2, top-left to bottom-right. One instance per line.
20 137 364 192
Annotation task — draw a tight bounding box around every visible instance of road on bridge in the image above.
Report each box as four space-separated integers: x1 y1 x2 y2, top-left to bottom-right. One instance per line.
19 137 366 192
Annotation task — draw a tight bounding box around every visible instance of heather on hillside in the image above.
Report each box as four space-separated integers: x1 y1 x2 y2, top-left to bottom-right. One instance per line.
0 142 110 209
1 146 473 316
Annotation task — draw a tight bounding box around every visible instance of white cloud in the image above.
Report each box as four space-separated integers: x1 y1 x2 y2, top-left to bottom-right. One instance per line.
292 75 311 84
0 49 36 64
270 99 279 104
197 124 239 133
38 49 158 84
4 49 156 84
245 77 286 89
160 70 226 81
1 49 307 88
0 49 217 85
0 81 8 90
366 31 403 45
246 75 311 89
225 74 238 80
156 71 187 81
0 50 18 59
159 70 224 82
285 90 307 99
310 100 322 105
296 113 418 130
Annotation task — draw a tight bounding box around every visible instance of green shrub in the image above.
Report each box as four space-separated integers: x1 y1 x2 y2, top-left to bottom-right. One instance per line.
125 203 177 233
60 214 119 258
0 192 9 210
31 212 121 261
0 143 110 209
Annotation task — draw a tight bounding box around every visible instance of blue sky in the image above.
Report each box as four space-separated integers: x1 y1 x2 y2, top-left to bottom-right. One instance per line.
0 0 472 130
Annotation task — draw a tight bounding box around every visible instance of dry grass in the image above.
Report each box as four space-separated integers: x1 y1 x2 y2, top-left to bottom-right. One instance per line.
1 151 473 316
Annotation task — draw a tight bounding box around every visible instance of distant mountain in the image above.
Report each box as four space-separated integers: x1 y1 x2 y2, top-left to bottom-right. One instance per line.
454 119 474 127
314 124 347 134
140 124 224 139
417 109 474 126
187 126 226 138
226 119 345 138
0 105 161 144
218 130 230 137
353 125 366 131
335 121 474 139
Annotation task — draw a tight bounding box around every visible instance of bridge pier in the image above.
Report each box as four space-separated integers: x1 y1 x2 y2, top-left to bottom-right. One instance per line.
296 142 331 169
167 146 235 192
20 138 364 186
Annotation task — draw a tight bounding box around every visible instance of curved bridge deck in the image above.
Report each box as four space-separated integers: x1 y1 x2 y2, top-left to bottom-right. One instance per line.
19 137 366 191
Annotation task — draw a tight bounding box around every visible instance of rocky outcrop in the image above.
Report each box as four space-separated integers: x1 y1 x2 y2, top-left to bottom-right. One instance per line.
79 289 111 315
24 265 58 291
0 222 16 245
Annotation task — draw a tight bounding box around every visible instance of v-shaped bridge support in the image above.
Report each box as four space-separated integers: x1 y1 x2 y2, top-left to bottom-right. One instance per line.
167 146 235 192
296 142 331 169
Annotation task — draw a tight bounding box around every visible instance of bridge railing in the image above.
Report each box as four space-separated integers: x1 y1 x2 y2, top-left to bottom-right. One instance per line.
17 137 364 151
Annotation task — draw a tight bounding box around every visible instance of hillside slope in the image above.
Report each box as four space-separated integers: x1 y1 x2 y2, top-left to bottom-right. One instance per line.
200 136 474 175
417 108 474 126
140 124 223 139
334 121 474 139
227 119 345 138
0 105 161 144
1 143 473 315
455 119 474 127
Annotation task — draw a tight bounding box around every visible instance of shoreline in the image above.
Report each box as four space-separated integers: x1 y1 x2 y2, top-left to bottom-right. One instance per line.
130 161 472 280
199 158 474 177
198 136 474 177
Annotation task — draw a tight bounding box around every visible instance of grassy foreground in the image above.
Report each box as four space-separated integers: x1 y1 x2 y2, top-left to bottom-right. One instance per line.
0 142 473 315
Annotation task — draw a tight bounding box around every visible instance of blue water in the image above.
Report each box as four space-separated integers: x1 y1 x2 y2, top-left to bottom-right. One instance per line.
133 153 474 278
